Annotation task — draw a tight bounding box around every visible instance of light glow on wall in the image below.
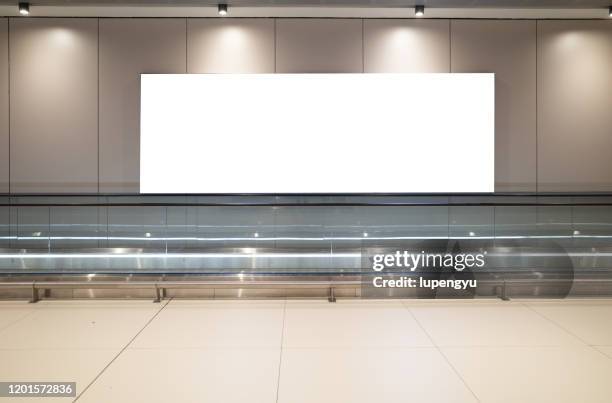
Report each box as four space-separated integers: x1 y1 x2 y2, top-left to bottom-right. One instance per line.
140 73 494 193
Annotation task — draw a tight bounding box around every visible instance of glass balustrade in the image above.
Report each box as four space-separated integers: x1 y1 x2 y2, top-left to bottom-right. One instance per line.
0 195 611 282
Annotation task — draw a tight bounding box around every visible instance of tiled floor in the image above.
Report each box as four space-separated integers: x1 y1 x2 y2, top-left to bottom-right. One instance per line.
1 298 612 403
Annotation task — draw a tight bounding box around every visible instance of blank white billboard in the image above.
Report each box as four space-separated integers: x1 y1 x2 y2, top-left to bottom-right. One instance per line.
140 74 494 193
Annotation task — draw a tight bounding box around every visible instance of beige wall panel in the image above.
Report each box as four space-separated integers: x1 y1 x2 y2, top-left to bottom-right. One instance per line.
99 18 187 193
10 18 98 193
276 19 362 73
7 18 612 194
187 18 274 73
451 20 537 192
538 21 612 192
364 19 450 73
0 19 7 193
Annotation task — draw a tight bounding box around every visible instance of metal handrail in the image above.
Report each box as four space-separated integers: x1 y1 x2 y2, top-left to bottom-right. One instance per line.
2 193 612 207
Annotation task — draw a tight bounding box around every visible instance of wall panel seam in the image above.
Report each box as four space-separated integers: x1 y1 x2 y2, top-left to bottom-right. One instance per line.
448 19 452 73
535 20 539 193
97 18 100 193
6 18 9 194
274 18 277 73
361 18 364 73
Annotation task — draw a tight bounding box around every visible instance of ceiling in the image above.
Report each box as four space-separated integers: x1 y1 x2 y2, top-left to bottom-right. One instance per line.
0 0 610 8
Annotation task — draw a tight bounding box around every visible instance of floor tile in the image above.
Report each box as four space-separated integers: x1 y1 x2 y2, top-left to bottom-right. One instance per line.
0 300 163 349
2 298 612 402
524 299 612 345
282 300 432 348
0 301 35 331
132 300 285 349
77 348 280 403
277 347 477 403
443 345 612 403
0 348 118 403
409 301 580 346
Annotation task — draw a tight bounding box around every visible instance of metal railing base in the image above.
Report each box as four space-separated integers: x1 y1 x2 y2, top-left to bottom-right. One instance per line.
3 276 612 302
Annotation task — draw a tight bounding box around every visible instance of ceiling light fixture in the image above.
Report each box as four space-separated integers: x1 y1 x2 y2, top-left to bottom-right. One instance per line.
415 5 425 17
18 2 29 16
218 3 228 16
609 6 612 17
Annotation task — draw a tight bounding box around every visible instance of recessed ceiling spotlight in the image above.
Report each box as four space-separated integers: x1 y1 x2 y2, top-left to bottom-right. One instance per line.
18 2 29 16
415 5 425 17
218 3 228 16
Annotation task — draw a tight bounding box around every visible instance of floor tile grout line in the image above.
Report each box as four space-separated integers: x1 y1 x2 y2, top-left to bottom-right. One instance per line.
274 299 287 403
402 301 481 403
591 346 612 361
73 298 172 402
519 301 590 345
519 301 612 360
0 306 39 336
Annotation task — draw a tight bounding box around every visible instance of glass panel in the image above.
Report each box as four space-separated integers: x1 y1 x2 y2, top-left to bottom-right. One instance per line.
0 195 609 282
107 206 166 250
12 207 49 250
50 206 104 250
0 206 8 249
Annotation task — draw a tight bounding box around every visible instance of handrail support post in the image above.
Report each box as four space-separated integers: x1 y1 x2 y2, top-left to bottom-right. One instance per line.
153 284 161 303
29 283 39 303
328 287 336 303
500 281 510 301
